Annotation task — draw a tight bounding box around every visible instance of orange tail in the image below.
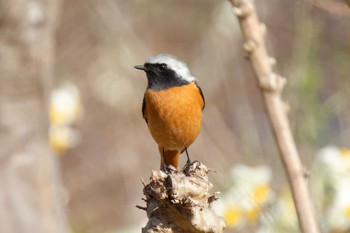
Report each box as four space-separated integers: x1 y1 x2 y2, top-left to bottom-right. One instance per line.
158 147 180 168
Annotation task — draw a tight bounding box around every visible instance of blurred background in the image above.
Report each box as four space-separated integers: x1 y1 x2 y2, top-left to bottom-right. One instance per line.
1 0 350 233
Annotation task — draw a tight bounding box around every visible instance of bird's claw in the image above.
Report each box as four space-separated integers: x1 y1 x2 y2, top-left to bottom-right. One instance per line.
183 160 200 176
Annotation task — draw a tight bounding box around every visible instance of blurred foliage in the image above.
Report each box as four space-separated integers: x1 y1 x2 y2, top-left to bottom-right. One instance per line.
346 0 350 7
215 147 350 233
289 11 326 146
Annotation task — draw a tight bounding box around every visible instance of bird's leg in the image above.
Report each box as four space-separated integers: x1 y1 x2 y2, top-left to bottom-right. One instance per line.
183 148 201 175
185 148 191 165
183 148 192 175
160 148 168 173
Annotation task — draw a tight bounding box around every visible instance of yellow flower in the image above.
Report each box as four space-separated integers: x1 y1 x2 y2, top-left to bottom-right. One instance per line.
343 206 350 218
49 126 79 154
253 184 270 205
245 207 261 222
50 82 82 126
340 148 350 158
224 205 242 228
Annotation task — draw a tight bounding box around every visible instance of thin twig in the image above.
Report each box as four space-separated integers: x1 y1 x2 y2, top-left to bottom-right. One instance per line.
228 1 320 233
136 205 147 211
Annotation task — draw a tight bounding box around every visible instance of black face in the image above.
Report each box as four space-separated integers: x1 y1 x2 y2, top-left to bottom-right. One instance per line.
139 63 189 91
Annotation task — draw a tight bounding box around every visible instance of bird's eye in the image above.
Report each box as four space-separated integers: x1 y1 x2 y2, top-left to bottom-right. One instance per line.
157 64 166 72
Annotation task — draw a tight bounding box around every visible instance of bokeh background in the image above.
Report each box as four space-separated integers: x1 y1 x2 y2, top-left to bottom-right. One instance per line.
2 0 350 233
55 0 350 232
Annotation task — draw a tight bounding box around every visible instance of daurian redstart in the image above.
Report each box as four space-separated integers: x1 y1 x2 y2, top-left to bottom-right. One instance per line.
134 54 205 170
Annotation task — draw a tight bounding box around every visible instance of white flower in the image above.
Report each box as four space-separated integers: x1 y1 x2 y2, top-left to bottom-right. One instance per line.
311 146 350 232
49 82 82 154
256 188 299 233
212 164 274 229
50 82 82 126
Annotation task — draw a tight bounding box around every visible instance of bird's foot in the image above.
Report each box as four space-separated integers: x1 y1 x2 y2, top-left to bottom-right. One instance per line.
183 160 201 176
161 164 177 174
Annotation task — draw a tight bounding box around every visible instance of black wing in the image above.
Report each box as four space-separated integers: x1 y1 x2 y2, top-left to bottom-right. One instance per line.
195 81 205 110
142 95 148 124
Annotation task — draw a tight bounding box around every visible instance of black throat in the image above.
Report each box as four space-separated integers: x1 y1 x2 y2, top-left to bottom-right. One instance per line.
146 67 190 91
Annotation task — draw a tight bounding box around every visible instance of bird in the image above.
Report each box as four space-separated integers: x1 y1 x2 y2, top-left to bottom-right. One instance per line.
134 54 205 171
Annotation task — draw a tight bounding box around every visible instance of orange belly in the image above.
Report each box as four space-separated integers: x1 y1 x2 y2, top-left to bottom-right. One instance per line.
144 82 204 151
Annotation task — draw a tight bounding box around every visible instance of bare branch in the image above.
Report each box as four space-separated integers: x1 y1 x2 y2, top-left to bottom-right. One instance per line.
228 1 320 233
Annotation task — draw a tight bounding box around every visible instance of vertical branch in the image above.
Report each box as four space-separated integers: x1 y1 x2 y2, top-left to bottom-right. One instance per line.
228 1 320 233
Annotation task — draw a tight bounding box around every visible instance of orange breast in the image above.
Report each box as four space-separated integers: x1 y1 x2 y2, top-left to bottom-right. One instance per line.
144 82 204 151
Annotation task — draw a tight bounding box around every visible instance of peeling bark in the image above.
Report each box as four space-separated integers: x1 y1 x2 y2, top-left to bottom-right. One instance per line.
141 163 225 233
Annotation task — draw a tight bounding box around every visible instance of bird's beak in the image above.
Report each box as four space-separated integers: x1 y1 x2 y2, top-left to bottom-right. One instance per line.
134 65 147 71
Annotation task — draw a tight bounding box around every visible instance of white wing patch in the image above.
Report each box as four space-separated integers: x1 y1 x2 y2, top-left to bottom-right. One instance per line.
146 54 196 82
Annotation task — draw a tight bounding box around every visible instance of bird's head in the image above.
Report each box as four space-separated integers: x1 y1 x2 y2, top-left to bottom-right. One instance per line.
134 54 196 91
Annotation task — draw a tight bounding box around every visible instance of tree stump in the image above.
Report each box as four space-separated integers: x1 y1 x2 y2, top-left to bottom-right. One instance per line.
140 162 226 233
